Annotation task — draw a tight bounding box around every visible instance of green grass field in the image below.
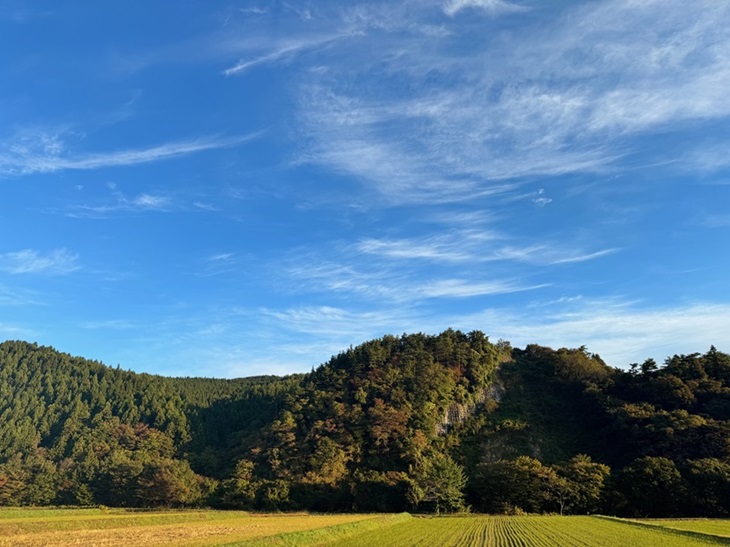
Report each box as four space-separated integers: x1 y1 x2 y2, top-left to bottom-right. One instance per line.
322 516 730 547
2 509 730 546
635 518 730 538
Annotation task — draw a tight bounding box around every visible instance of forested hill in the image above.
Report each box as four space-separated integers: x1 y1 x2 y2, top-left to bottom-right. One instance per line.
0 340 301 505
1 333 730 517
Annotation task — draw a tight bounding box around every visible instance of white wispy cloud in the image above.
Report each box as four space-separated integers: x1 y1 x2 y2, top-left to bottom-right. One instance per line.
0 248 80 274
0 284 43 306
285 255 546 303
197 252 240 277
278 221 617 313
460 300 730 367
284 260 403 300
81 319 140 330
296 86 570 204
265 299 730 369
0 322 34 339
66 191 173 217
100 0 729 207
419 278 548 298
222 35 346 76
356 231 618 266
549 248 619 265
443 0 528 17
223 44 308 76
207 299 730 374
357 231 501 262
80 295 730 377
290 0 730 204
682 142 730 173
0 131 256 176
239 7 269 16
207 252 236 263
532 189 552 207
96 305 390 376
132 194 170 209
193 201 219 212
262 305 409 338
204 346 317 377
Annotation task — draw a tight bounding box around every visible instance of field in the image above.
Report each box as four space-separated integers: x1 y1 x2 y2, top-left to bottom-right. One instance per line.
0 509 387 547
2 509 730 546
325 516 730 546
635 518 730 538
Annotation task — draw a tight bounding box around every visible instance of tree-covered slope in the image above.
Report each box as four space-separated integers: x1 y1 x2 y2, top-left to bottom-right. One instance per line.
1 334 730 517
231 329 508 512
455 344 730 516
0 340 300 505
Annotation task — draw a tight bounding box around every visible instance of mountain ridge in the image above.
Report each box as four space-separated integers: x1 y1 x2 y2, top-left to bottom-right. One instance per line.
1 333 729 517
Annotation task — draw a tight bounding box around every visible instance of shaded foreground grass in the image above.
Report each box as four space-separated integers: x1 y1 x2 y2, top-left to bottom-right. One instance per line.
2 509 730 546
635 518 730 539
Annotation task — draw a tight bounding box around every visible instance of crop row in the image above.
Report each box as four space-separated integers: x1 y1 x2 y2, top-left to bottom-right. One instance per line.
324 515 730 546
2 509 729 547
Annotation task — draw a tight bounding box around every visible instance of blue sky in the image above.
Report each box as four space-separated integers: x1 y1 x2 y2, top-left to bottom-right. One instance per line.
1 0 729 377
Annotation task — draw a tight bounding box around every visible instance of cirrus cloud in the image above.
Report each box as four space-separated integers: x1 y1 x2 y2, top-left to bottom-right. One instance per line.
0 248 80 275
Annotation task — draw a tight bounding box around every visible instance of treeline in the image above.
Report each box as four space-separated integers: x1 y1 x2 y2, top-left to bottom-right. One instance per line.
462 345 730 517
0 340 299 506
218 330 508 513
1 334 730 516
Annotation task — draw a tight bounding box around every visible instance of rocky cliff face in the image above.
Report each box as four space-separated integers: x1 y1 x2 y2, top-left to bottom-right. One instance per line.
436 382 504 435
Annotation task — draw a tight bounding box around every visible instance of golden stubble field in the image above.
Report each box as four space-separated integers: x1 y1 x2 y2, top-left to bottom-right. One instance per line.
0 509 382 547
1 509 729 547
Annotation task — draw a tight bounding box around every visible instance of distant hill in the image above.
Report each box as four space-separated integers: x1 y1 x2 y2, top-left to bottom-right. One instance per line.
1 333 729 517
